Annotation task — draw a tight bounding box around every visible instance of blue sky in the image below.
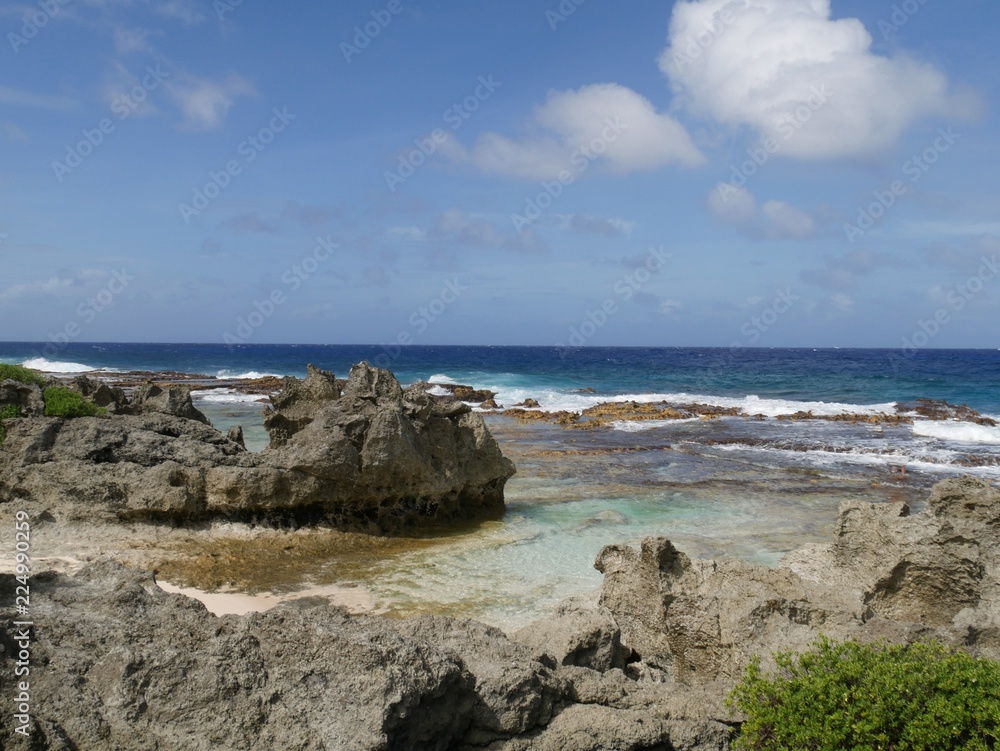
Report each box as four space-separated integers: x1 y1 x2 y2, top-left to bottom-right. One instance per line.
1 0 998 348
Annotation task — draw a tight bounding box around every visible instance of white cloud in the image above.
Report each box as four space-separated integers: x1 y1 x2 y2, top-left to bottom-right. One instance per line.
761 200 815 239
446 83 704 180
830 293 855 312
659 299 685 315
707 184 756 225
427 208 546 253
662 0 976 160
0 277 74 303
113 25 152 54
166 74 254 130
707 186 817 240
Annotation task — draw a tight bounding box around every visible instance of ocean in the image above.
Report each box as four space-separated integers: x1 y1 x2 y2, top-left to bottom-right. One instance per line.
3 342 999 627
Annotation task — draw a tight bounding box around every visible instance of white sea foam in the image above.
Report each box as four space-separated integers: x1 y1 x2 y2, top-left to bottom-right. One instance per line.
428 374 458 384
484 386 897 419
192 388 269 405
21 357 100 373
609 418 702 432
912 420 1000 445
215 370 282 380
426 385 451 397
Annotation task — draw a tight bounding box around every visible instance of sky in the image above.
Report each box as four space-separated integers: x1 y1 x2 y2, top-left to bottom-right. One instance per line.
1 0 998 349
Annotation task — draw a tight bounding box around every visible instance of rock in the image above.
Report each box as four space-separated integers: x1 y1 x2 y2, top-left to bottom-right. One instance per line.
515 398 541 408
896 398 998 426
226 425 246 449
514 595 631 672
128 383 210 424
0 562 478 751
0 561 735 751
595 476 1000 696
427 383 498 403
480 398 502 409
0 379 44 417
262 364 340 447
0 362 516 533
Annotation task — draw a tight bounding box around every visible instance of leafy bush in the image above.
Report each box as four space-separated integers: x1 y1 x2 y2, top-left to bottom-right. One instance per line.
42 387 105 418
730 637 1000 751
0 403 20 445
0 363 46 387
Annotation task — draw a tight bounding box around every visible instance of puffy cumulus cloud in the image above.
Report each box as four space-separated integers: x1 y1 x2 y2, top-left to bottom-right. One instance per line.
707 186 817 240
446 83 704 180
662 0 976 160
166 73 254 130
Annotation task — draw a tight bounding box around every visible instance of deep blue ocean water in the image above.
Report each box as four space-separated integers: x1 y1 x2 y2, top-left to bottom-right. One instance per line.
2 342 998 413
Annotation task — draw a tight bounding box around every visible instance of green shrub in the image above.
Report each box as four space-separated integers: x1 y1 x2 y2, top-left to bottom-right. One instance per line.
730 637 1000 751
0 363 46 387
42 387 105 418
0 403 19 445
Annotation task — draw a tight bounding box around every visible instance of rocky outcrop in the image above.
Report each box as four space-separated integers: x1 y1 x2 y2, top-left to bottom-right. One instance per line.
261 364 341 447
2 478 997 750
592 476 1000 712
0 561 732 751
0 363 515 532
0 379 45 418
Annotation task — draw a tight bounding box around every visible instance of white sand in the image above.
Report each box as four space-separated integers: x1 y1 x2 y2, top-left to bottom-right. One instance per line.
155 579 379 617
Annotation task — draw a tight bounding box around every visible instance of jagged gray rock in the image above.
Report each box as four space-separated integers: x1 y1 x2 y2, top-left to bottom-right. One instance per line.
261 363 340 447
2 478 997 750
0 379 44 417
0 362 516 532
593 476 1000 711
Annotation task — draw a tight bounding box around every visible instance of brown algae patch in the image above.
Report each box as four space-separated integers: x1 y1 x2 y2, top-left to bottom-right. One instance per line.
154 527 453 594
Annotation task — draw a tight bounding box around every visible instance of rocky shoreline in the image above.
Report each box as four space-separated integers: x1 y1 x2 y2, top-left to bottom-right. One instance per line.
1 363 514 533
2 362 999 749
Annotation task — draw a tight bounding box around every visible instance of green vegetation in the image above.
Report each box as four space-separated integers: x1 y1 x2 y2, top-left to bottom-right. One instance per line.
42 387 105 418
0 363 46 387
730 637 1000 751
0 403 20 445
